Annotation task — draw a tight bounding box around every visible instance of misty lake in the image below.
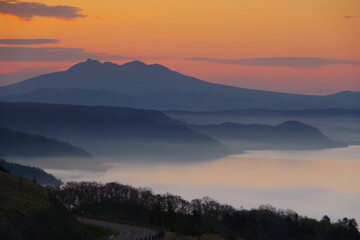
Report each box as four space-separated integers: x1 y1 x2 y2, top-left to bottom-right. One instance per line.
44 145 360 222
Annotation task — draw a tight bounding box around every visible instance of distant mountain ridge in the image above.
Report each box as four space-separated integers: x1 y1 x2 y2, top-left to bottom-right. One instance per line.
166 108 360 118
190 120 346 151
0 127 91 158
0 59 359 110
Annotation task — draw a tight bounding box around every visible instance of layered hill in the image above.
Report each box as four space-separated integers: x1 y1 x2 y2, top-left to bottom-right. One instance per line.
0 127 91 158
0 102 228 160
166 108 360 118
0 159 62 186
0 59 359 110
190 121 346 151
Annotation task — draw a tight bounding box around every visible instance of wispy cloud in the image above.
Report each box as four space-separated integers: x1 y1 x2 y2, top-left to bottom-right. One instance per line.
0 46 132 62
0 38 59 45
343 15 358 19
0 0 86 21
188 57 360 69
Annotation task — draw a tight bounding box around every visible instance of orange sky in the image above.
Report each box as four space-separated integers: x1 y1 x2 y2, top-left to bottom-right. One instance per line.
0 0 359 94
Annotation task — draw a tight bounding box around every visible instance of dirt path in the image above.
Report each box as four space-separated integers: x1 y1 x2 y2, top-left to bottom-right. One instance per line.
77 217 158 240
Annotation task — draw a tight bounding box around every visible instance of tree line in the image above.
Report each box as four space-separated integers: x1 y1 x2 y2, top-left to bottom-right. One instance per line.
48 181 360 240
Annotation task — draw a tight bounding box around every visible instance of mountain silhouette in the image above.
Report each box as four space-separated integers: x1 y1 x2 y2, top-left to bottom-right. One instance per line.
0 59 359 110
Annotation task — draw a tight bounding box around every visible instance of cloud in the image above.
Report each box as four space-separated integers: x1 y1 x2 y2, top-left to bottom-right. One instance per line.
188 57 360 69
0 0 86 21
0 46 132 62
0 38 59 45
343 16 358 19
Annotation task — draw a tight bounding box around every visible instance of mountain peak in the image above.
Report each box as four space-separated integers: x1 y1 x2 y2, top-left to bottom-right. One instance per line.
327 90 360 97
85 58 100 64
122 60 148 68
68 59 168 73
67 58 103 72
276 120 316 131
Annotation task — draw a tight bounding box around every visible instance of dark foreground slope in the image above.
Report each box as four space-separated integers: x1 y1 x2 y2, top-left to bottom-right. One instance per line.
0 159 62 186
0 170 93 240
190 120 346 151
0 127 91 158
0 59 358 110
0 102 228 160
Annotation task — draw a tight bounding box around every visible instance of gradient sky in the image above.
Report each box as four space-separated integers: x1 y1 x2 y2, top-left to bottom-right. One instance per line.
0 0 359 94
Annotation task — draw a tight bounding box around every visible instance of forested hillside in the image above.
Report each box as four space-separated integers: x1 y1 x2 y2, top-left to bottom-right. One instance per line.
49 182 360 240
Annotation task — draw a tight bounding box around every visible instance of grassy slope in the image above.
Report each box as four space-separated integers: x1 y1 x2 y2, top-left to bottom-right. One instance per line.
0 170 50 220
0 170 111 240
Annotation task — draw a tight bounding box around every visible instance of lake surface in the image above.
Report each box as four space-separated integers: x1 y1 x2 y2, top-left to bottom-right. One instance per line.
46 145 360 222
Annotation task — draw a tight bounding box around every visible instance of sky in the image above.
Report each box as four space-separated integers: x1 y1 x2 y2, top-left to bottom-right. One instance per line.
0 0 359 94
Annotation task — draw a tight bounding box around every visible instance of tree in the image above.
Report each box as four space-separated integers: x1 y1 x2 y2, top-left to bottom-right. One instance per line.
321 215 331 224
348 218 358 231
